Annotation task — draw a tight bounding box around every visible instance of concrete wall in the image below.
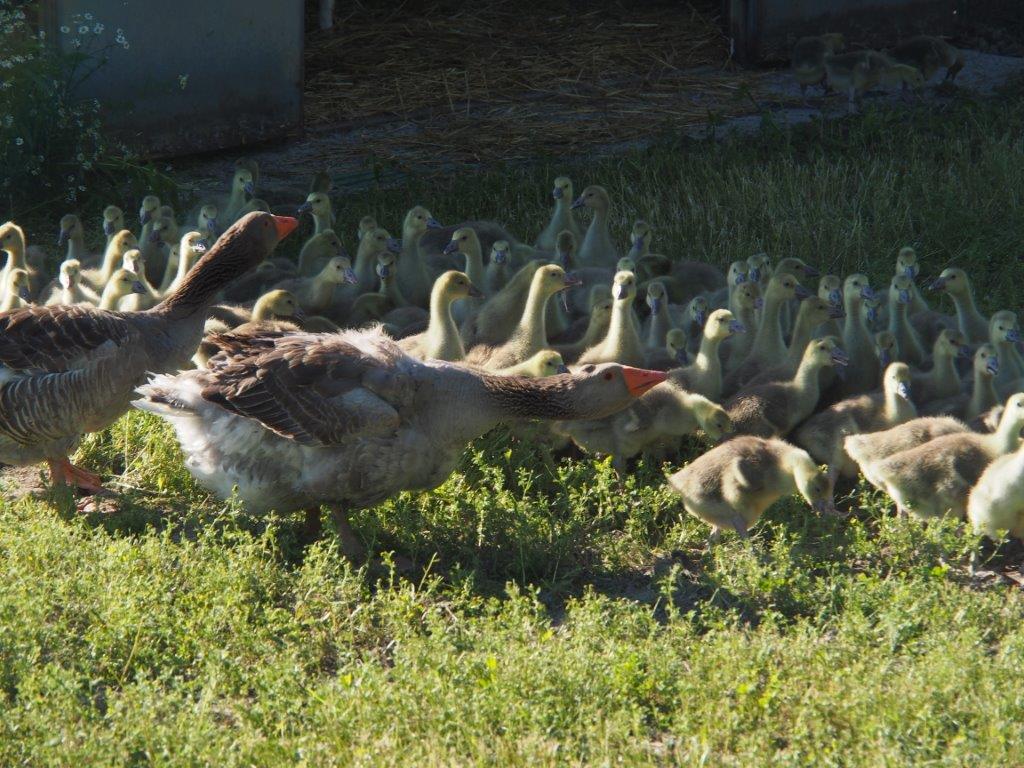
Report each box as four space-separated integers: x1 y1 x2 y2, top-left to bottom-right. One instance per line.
43 0 304 157
729 0 956 64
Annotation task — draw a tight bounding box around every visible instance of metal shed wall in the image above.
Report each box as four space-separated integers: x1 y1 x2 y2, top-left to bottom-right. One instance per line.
43 0 304 157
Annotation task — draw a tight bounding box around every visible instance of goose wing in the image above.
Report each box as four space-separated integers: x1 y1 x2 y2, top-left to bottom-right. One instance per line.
0 304 138 373
198 329 408 446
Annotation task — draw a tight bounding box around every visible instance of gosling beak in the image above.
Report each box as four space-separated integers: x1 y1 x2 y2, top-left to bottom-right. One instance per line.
831 348 850 366
194 240 208 253
813 499 838 517
794 284 811 300
376 264 390 279
103 221 115 236
1007 329 1021 343
729 320 747 334
986 357 1000 376
570 196 585 210
272 215 299 240
552 187 563 200
442 240 459 255
928 276 947 291
675 348 689 365
562 272 583 290
556 363 570 374
627 236 643 259
896 381 912 400
57 229 69 247
425 217 443 230
861 286 877 301
493 250 508 264
754 297 765 310
749 268 761 283
243 181 255 196
557 249 571 268
293 309 307 322
866 306 879 323
467 283 484 299
802 264 820 278
898 289 911 304
140 209 151 225
343 268 358 285
904 264 919 279
386 237 402 253
648 297 662 314
828 305 846 320
18 286 31 301
828 289 842 305
297 201 312 215
734 273 747 285
620 366 668 397
957 344 971 359
879 349 892 366
207 219 219 233
131 280 146 294
148 230 162 243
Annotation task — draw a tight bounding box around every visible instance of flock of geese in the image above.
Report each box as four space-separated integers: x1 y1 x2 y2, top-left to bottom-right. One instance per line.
1 160 1022 561
792 33 965 107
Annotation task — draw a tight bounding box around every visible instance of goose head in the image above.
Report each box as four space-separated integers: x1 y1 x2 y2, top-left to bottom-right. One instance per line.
57 214 82 247
403 206 442 239
298 191 331 220
233 166 256 198
804 336 849 370
490 240 511 265
106 268 147 299
734 282 763 312
139 195 160 226
58 259 82 290
883 361 913 401
179 231 209 262
687 295 709 329
705 308 745 342
375 250 397 280
801 295 845 325
121 248 146 276
628 220 651 260
793 453 835 516
524 350 569 377
537 264 583 299
436 270 484 302
990 310 1021 345
818 274 842 307
0 221 26 257
843 273 876 305
821 32 845 52
198 204 219 238
551 176 574 201
358 228 399 264
102 205 124 237
896 246 919 279
322 255 359 285
747 252 771 284
588 284 612 310
6 268 31 301
257 289 304 321
726 260 749 286
443 227 481 258
666 328 689 366
887 63 926 90
889 274 915 306
357 215 379 242
874 331 898 366
555 229 576 269
307 229 346 260
767 273 809 303
645 280 667 314
108 229 139 259
935 328 969 360
693 398 734 442
774 256 819 281
975 344 1000 379
610 270 636 303
148 217 175 246
929 267 970 297
571 185 610 213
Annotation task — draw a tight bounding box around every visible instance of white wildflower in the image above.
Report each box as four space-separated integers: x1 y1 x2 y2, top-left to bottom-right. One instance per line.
78 25 88 34
178 74 188 90
14 137 23 146
93 23 104 34
84 12 93 20
60 25 70 34
122 42 129 50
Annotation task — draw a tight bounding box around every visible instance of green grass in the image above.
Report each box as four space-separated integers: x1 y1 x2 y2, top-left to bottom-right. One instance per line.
4 86 1024 765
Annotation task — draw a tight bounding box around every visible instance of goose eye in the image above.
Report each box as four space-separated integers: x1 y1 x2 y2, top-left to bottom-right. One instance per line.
603 372 613 381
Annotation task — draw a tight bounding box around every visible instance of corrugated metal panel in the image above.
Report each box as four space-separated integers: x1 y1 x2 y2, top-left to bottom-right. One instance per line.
729 0 956 64
44 0 304 157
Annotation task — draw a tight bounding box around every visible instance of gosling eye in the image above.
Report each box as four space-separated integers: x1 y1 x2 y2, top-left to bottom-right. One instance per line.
581 365 596 374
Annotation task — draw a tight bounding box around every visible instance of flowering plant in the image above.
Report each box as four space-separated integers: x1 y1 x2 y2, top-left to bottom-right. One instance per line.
0 7 130 212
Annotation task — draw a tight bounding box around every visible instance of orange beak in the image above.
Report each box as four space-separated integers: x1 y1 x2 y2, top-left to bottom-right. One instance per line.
273 215 299 240
620 366 667 397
